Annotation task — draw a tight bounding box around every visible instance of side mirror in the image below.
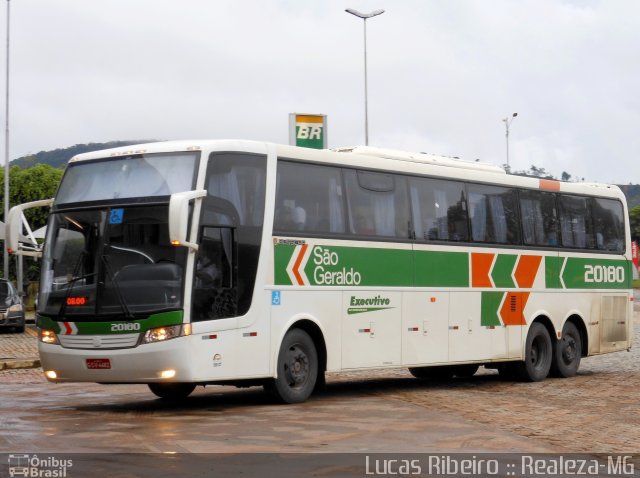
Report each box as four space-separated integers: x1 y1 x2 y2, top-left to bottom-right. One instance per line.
6 198 54 257
168 190 206 251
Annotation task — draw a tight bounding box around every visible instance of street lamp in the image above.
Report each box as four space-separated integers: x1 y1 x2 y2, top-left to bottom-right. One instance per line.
3 0 10 280
345 8 384 146
502 112 518 171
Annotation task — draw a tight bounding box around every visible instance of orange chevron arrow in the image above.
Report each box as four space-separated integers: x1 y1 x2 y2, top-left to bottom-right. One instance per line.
514 255 542 288
471 253 494 288
292 244 308 285
500 291 529 325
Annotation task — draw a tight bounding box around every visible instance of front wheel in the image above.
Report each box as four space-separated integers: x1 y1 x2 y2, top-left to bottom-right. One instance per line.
148 382 196 400
551 322 582 378
265 329 318 404
515 322 552 382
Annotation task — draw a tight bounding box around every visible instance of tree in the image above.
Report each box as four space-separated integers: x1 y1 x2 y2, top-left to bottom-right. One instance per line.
630 205 640 244
1 164 63 281
0 164 63 229
511 165 556 180
561 171 572 181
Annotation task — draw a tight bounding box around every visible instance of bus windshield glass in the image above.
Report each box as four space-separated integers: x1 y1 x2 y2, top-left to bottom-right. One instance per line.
39 204 188 318
55 152 198 205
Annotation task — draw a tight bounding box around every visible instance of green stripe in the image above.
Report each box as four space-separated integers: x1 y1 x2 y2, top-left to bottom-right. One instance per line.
562 258 631 289
491 254 517 288
273 241 632 290
303 245 412 286
37 310 183 335
545 256 563 289
274 243 295 286
414 250 469 287
481 292 504 326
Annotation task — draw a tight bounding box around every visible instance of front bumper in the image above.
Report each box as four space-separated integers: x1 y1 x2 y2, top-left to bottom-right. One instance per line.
0 311 25 327
39 336 196 383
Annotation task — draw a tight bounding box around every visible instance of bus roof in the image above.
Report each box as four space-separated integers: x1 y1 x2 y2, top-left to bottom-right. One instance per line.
68 139 625 202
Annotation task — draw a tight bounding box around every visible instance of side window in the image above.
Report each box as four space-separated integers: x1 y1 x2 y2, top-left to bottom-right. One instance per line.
274 161 345 234
344 169 411 239
467 184 520 245
202 153 266 319
591 198 625 253
408 177 468 242
192 227 236 322
519 190 559 246
206 153 266 227
558 195 595 249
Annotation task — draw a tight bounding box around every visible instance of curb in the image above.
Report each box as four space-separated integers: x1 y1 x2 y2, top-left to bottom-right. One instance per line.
0 359 41 371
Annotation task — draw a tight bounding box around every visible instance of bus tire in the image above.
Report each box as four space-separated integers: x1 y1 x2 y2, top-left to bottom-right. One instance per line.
550 322 582 378
454 364 479 378
148 382 196 400
265 329 318 404
408 365 455 380
516 322 552 382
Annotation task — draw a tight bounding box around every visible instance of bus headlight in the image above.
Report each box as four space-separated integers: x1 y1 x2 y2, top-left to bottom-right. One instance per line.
142 324 190 344
39 329 60 345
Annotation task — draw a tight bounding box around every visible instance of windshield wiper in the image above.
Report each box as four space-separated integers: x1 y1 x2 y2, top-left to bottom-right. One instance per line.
101 253 134 319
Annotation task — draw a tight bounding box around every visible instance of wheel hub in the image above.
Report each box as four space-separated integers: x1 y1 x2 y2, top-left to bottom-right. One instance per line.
285 345 309 387
562 337 577 364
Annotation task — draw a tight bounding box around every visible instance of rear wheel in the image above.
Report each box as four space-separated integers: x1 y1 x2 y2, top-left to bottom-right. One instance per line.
515 322 552 382
265 329 318 404
551 322 582 378
148 382 196 400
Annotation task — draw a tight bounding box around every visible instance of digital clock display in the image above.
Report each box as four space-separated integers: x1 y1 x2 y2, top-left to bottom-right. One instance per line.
66 296 88 306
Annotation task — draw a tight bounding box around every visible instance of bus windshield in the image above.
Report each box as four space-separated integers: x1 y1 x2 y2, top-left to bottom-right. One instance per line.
55 152 198 205
39 204 188 318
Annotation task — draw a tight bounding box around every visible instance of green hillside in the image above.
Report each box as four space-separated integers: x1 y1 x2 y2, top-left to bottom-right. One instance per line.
11 140 158 169
619 184 640 209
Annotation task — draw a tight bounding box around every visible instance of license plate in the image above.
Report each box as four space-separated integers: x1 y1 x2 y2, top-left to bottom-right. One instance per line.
86 358 111 369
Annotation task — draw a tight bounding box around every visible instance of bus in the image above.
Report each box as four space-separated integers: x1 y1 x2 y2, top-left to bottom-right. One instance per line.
7 140 633 403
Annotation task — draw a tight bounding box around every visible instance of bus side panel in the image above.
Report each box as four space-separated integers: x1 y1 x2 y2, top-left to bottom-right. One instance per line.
341 290 402 369
448 292 514 362
402 291 449 365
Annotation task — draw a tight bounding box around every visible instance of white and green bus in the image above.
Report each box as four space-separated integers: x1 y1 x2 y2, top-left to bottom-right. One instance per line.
7 140 634 403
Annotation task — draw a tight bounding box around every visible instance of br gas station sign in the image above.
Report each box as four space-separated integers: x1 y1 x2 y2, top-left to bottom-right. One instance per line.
289 113 327 149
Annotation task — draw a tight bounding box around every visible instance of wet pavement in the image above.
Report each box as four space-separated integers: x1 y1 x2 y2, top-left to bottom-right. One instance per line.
0 304 638 459
0 316 638 457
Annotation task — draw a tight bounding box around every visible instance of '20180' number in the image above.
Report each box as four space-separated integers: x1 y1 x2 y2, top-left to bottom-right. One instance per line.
584 265 625 283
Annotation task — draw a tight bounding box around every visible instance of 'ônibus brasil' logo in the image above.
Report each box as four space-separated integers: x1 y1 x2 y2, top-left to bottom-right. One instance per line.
286 244 362 286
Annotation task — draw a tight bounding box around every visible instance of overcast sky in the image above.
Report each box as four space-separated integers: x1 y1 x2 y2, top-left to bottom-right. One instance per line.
1 0 639 183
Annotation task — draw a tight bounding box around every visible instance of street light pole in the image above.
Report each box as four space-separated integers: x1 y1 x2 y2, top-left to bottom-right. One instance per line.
3 0 10 280
502 112 517 171
345 8 384 146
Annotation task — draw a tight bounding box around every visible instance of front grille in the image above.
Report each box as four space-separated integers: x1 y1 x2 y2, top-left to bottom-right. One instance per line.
0 308 7 314
59 333 140 349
